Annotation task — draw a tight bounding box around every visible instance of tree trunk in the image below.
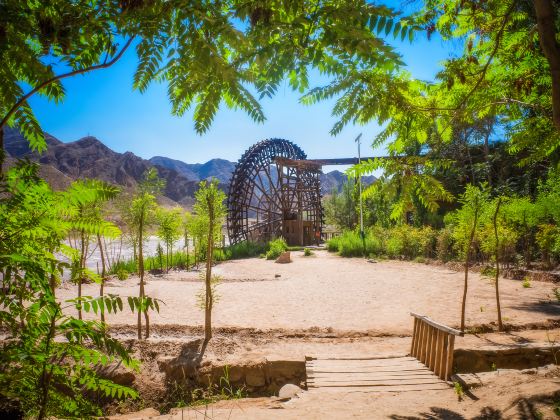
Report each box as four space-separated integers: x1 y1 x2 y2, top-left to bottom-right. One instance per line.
78 230 86 320
137 212 144 340
534 0 560 129
97 234 107 323
493 198 503 331
204 200 215 344
186 234 190 271
461 207 479 332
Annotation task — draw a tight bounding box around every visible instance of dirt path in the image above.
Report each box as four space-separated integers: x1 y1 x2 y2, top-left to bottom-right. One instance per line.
59 251 560 334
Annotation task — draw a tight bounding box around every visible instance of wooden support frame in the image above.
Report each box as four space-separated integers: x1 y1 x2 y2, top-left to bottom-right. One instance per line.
409 313 463 381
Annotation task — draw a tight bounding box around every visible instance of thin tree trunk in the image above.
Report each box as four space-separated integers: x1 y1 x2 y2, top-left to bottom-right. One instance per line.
78 230 85 320
97 234 107 323
204 200 215 344
461 206 479 332
137 211 144 340
37 308 58 420
186 234 190 271
534 0 560 129
493 198 503 331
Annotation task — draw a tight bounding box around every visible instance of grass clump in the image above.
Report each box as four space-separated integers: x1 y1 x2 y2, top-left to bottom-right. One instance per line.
304 248 313 256
326 230 382 257
265 238 288 260
222 241 267 260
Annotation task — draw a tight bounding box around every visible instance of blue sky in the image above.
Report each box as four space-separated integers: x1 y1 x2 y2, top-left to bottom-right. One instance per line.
28 8 458 173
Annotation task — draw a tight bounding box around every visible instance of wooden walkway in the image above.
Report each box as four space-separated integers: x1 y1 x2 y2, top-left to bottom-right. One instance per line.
306 356 449 393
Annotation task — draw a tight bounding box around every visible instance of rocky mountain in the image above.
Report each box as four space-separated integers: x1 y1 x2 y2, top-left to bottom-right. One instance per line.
149 156 235 186
5 127 198 206
5 128 376 203
320 170 376 194
152 155 376 194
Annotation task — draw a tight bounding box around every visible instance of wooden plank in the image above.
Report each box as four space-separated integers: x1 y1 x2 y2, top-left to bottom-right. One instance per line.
433 330 442 378
444 334 455 381
418 321 426 364
426 325 433 370
306 384 450 392
411 316 419 357
410 312 464 336
311 355 411 361
308 361 424 369
429 325 438 370
308 371 437 378
308 380 446 387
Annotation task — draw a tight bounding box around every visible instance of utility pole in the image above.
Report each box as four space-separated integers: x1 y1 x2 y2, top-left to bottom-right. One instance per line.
355 133 365 257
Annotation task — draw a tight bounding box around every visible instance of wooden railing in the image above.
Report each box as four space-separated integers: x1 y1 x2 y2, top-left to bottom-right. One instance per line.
409 312 463 381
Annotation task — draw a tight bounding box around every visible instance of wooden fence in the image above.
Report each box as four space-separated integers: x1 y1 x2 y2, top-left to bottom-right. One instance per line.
409 312 463 381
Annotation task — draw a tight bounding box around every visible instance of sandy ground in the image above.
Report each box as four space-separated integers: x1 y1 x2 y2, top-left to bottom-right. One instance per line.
112 365 560 420
58 251 560 334
55 251 560 419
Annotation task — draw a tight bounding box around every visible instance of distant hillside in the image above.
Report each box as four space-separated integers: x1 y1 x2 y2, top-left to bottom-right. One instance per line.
5 127 198 206
320 170 376 193
6 128 376 203
149 156 235 186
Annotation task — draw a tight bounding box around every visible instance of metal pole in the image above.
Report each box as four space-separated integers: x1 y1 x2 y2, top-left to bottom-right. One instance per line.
355 133 365 257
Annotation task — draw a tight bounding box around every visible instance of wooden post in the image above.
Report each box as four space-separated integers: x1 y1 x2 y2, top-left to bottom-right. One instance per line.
434 330 443 378
445 334 455 381
410 317 418 357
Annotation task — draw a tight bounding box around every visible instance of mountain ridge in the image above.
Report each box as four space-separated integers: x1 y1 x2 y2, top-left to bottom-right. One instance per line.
5 128 376 205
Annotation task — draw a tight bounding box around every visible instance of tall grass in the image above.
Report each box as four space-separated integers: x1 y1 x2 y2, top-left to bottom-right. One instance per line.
327 226 437 259
265 238 288 260
220 241 267 260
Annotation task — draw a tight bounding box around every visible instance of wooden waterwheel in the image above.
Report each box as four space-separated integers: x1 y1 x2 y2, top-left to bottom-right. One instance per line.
227 139 323 246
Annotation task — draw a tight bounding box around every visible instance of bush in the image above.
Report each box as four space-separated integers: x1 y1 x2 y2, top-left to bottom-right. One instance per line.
326 235 341 252
436 227 456 262
304 248 312 256
265 238 288 260
327 230 382 257
223 241 267 260
110 259 137 276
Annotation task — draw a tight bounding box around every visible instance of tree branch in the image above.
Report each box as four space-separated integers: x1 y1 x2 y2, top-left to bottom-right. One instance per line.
0 37 135 130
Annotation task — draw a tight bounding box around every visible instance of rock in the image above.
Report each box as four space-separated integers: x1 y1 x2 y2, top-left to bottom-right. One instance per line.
97 363 135 386
158 356 198 382
278 384 302 400
245 367 266 387
275 251 291 264
106 408 160 419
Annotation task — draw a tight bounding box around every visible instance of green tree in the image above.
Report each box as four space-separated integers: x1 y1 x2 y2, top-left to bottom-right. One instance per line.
64 179 121 320
121 168 165 339
182 210 193 270
193 179 226 344
156 206 183 272
1 0 411 170
324 179 358 230
0 162 137 419
450 184 489 332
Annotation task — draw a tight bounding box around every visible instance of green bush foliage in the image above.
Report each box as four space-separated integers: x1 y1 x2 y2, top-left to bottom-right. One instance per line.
222 241 267 260
265 238 288 260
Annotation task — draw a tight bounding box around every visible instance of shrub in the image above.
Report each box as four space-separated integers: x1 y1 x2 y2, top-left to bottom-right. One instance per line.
326 235 341 252
265 238 288 260
116 268 129 280
327 230 382 257
304 248 312 256
223 241 267 260
436 227 456 262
